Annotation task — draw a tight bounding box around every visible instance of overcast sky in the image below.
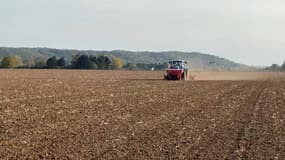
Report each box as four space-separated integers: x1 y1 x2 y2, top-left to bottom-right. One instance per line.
0 0 284 65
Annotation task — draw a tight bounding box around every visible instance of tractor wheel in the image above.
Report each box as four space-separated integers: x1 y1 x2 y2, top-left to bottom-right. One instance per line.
164 75 167 80
165 75 170 80
177 74 182 80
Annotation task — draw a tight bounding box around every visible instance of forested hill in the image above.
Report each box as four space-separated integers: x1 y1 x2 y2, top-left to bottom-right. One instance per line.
0 47 253 70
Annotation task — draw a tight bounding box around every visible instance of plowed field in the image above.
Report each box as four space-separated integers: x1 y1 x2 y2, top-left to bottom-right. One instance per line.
1 70 285 159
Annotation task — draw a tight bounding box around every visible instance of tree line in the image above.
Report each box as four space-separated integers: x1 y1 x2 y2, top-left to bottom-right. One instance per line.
0 55 168 70
0 55 124 69
265 62 285 71
3 55 285 71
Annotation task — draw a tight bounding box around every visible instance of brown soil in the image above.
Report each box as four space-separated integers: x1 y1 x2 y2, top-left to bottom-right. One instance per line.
0 69 285 159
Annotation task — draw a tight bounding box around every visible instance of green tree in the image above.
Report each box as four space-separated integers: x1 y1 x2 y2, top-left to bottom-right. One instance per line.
97 55 111 69
46 56 57 68
89 55 97 64
1 56 22 68
71 54 80 67
57 57 66 67
73 55 97 69
111 56 124 69
124 63 136 70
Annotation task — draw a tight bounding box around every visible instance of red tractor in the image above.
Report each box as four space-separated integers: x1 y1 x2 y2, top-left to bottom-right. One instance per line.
164 60 189 80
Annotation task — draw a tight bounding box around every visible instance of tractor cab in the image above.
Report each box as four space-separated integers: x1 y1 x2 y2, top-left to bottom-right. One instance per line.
169 61 187 70
164 60 189 80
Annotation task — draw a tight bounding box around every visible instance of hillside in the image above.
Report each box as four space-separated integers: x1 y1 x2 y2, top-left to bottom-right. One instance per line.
0 47 252 70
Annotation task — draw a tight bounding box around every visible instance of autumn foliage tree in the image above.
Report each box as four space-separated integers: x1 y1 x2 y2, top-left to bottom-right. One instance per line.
1 56 22 68
111 56 124 69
